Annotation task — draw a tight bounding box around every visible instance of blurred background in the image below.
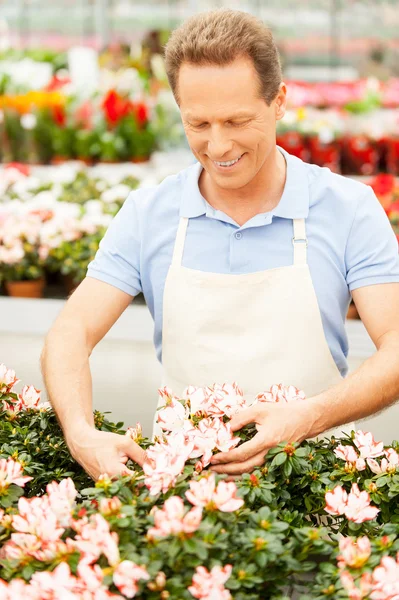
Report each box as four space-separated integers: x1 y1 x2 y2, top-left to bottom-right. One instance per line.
1 0 398 440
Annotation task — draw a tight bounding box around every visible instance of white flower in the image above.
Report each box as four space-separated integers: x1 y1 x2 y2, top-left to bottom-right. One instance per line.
20 113 37 130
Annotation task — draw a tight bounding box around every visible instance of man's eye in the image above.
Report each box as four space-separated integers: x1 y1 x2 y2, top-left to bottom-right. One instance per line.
229 121 248 127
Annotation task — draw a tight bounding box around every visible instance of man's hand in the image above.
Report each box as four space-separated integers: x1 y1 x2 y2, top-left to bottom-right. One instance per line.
210 402 313 476
66 425 146 481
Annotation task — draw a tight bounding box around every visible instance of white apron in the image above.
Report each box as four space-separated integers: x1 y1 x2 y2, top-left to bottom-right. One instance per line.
154 215 355 440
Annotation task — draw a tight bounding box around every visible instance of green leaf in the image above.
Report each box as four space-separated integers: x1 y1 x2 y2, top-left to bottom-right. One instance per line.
270 452 287 469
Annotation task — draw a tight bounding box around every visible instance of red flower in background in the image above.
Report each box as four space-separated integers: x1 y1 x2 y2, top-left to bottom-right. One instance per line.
52 104 66 127
134 102 148 127
369 173 396 198
102 90 133 126
5 163 30 176
45 75 71 92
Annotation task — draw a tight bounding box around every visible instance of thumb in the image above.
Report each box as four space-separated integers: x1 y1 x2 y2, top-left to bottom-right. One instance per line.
121 437 147 466
230 405 259 432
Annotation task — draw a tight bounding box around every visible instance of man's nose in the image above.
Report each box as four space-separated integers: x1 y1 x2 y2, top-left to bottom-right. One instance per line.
207 128 233 159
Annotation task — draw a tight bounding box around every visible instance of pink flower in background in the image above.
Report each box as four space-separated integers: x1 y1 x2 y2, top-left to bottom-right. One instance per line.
340 570 372 600
338 536 371 569
186 473 243 512
367 448 399 475
147 496 202 539
99 496 123 517
325 484 379 523
345 484 380 524
334 444 366 471
19 385 41 409
188 564 233 600
0 458 33 491
255 384 306 404
371 553 399 599
0 364 19 393
325 485 348 516
354 431 385 459
113 560 150 598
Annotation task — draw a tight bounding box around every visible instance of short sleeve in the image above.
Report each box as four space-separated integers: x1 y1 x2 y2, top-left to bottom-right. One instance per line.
346 187 399 292
86 191 142 296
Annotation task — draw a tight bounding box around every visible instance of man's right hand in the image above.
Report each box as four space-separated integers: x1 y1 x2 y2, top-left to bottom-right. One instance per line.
66 426 147 481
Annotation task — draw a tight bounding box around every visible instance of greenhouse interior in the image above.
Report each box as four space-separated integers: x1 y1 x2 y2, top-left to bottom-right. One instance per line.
1 1 399 598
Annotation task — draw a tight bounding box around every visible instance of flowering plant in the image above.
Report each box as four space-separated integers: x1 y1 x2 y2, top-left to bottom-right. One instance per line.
1 365 399 598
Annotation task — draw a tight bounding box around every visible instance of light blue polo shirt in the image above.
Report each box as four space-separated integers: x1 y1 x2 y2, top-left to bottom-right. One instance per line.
86 147 399 377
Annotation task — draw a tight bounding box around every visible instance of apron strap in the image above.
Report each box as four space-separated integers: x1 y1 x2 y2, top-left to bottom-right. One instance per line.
293 218 308 265
172 217 189 265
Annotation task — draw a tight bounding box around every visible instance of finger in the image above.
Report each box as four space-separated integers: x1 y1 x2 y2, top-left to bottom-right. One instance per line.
229 405 260 432
211 432 265 464
210 450 266 475
122 438 146 466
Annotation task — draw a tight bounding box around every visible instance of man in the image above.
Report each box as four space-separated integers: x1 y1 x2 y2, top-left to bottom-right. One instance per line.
41 9 399 481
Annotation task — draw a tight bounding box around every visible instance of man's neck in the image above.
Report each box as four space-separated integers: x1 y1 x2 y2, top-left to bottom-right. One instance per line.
198 148 287 227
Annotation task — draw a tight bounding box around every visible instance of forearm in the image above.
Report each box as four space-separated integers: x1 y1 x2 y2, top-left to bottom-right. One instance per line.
40 318 95 444
304 330 399 437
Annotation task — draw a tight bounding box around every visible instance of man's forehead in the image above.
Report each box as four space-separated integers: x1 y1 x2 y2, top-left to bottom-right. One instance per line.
183 109 255 121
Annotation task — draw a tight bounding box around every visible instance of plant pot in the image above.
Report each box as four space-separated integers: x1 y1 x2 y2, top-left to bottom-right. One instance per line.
51 156 70 165
131 155 150 164
5 277 46 298
61 274 78 295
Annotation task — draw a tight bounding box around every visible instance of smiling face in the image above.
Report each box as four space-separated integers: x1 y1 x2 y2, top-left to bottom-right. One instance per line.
178 57 286 191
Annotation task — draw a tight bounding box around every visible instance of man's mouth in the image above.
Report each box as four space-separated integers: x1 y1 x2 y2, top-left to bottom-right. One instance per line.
212 154 244 168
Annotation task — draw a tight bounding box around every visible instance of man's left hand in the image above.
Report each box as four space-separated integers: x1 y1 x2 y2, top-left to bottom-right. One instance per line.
210 401 314 475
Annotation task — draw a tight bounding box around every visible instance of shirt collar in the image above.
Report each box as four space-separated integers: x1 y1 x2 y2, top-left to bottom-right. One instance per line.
180 146 310 220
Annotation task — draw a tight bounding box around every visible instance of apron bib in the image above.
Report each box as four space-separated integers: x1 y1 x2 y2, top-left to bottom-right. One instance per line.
155 216 355 441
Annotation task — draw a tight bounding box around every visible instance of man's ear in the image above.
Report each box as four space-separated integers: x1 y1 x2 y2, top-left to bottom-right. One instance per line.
275 82 287 121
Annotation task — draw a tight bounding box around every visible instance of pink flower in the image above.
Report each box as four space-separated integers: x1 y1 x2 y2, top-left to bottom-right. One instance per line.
340 571 372 600
0 364 19 393
338 536 372 569
12 496 64 542
325 484 379 523
113 560 150 598
147 496 202 539
19 385 41 409
99 496 122 517
325 485 348 516
29 562 77 599
46 478 77 527
0 458 33 491
370 553 399 599
157 397 189 431
186 473 244 512
334 444 366 471
187 418 239 469
345 484 380 524
125 423 143 442
188 565 233 600
73 513 120 566
255 384 306 404
367 448 399 475
143 432 193 495
354 431 385 459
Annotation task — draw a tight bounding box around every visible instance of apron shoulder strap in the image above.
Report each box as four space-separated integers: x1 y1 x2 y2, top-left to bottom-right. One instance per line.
292 218 308 265
172 217 189 265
